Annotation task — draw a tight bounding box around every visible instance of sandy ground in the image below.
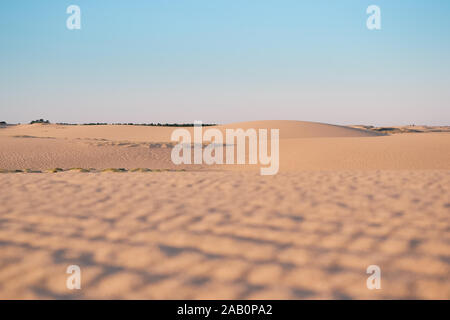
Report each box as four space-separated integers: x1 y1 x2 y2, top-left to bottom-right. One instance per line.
1 122 449 171
0 121 449 299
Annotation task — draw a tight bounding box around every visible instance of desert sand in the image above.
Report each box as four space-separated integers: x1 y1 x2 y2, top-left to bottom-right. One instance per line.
0 121 449 299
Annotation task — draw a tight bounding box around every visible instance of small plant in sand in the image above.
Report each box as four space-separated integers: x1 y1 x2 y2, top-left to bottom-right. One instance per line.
130 168 152 172
0 169 20 173
68 168 90 172
25 169 42 173
46 168 64 173
101 168 128 173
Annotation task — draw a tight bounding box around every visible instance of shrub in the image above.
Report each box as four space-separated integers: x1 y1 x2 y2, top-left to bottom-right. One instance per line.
130 168 152 172
101 168 127 173
30 119 50 124
25 169 42 173
68 168 90 172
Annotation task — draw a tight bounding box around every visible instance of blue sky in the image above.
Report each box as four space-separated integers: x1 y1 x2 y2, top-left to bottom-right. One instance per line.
1 0 449 125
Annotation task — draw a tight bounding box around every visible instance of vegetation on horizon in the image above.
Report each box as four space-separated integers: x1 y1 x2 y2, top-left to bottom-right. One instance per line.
0 168 187 173
30 119 50 124
29 120 217 127
80 122 217 127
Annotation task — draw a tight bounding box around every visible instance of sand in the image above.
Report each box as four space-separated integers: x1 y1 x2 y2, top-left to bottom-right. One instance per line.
0 121 449 299
1 122 449 171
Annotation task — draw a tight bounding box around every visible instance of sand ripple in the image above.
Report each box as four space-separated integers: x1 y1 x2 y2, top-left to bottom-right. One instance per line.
0 171 448 299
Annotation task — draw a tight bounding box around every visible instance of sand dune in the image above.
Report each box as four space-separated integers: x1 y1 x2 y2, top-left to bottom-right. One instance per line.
1 120 381 142
0 121 448 171
221 120 383 138
0 121 449 299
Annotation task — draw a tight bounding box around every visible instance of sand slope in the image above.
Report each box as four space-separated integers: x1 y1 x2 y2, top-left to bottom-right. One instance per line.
220 120 383 138
219 120 383 139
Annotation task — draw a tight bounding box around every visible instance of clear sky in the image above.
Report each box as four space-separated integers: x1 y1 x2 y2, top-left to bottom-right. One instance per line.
1 0 449 125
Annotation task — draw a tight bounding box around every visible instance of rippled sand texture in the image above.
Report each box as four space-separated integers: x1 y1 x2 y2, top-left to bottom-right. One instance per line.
0 171 448 299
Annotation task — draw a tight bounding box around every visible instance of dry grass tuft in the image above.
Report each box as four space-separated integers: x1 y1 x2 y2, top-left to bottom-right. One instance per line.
101 168 128 173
